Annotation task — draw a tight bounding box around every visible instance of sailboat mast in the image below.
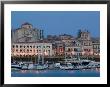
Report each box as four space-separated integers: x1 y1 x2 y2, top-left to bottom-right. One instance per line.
64 43 66 63
42 40 44 64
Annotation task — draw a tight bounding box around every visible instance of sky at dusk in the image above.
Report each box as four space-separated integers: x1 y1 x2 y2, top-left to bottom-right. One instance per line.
11 11 100 37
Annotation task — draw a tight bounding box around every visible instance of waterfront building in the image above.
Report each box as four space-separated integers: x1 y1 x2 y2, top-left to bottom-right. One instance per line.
11 22 44 43
93 43 100 56
11 23 100 60
80 40 93 55
92 38 100 56
72 40 83 56
11 42 52 57
65 42 74 58
53 42 65 56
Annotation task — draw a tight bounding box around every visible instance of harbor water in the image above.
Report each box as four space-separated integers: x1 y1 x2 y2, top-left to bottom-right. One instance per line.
11 69 100 77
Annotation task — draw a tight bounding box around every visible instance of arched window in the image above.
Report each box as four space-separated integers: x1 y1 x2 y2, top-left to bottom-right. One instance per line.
68 48 71 52
12 45 15 48
16 45 18 48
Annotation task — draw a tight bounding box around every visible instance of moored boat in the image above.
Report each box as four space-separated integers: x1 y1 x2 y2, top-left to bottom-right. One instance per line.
11 63 22 69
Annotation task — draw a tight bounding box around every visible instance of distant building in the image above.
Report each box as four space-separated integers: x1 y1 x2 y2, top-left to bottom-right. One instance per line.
59 34 73 40
77 29 91 40
11 22 44 43
77 30 93 55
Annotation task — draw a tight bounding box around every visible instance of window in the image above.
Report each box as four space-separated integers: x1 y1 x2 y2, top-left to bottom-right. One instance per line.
59 46 62 47
68 48 71 51
48 50 50 53
24 46 25 48
30 46 32 48
84 43 86 45
27 46 29 48
77 48 81 52
47 46 50 48
16 49 18 52
33 46 35 48
29 25 31 28
12 45 14 48
20 49 22 52
27 49 29 52
74 48 77 51
16 45 18 48
37 50 38 53
79 53 82 56
84 49 87 51
20 45 22 48
60 48 62 52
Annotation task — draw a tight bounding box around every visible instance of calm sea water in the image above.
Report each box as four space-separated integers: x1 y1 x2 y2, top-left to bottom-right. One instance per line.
11 69 100 77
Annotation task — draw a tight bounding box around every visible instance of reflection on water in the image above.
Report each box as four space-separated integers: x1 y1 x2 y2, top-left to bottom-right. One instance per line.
11 68 100 77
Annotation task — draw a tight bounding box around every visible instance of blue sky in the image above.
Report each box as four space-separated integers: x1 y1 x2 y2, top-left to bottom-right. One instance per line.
11 11 100 37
